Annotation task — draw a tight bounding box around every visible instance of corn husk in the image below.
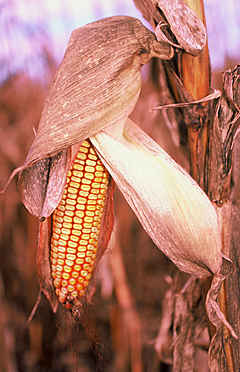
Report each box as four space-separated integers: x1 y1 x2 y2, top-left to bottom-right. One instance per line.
91 119 222 277
17 16 173 218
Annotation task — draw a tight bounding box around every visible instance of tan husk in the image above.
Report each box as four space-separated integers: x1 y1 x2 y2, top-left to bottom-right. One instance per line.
24 16 173 167
91 119 222 277
133 0 206 55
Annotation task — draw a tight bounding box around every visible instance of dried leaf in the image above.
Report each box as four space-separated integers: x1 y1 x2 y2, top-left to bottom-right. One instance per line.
21 149 71 218
23 16 172 168
133 0 206 55
91 119 222 277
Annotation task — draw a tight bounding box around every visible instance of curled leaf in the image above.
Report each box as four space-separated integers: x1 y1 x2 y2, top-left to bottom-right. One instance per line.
91 119 222 277
134 0 206 55
24 16 172 168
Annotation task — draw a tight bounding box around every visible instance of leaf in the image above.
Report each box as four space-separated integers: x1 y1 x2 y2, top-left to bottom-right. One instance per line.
23 16 172 168
134 0 206 55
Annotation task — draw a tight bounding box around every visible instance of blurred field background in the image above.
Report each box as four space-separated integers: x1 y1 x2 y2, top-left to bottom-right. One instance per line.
0 1 240 371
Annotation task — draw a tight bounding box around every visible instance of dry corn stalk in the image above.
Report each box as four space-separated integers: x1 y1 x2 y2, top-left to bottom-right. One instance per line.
3 16 223 314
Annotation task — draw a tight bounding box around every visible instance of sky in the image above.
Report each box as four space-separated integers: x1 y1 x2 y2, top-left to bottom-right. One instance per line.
1 0 240 83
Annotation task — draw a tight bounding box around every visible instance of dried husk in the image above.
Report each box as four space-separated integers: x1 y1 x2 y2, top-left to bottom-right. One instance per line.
133 0 206 55
18 16 173 218
91 119 222 277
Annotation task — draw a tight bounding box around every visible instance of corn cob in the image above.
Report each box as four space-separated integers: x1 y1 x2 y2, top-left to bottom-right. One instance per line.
50 139 109 309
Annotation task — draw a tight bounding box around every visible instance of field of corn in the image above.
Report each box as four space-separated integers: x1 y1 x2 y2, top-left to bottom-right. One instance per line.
1 1 240 371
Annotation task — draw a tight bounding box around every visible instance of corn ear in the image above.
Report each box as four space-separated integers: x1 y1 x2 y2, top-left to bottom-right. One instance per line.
49 140 112 309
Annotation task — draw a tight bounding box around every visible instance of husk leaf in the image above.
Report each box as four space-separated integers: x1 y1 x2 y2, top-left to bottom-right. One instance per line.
91 119 222 277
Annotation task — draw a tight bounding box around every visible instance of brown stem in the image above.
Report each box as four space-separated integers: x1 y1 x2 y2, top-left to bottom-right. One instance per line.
180 0 210 185
181 1 235 370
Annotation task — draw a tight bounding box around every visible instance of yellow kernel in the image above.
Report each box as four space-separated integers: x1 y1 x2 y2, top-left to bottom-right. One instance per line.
68 241 77 248
56 210 64 217
74 216 83 224
67 247 76 254
59 239 67 246
79 240 88 246
83 228 91 233
66 254 76 261
77 197 87 204
56 264 64 271
64 266 72 273
85 166 95 173
85 172 94 180
66 199 77 206
73 163 84 171
58 246 66 253
64 216 73 223
52 233 59 240
82 234 90 240
57 253 65 259
58 205 65 211
89 154 97 161
70 235 79 242
86 211 94 217
71 291 78 298
69 278 76 286
72 229 81 236
61 280 68 287
67 285 75 293
84 216 93 223
72 271 79 278
89 194 97 200
65 204 75 211
82 184 90 191
86 159 96 166
79 190 89 197
79 146 88 153
87 200 97 205
83 223 91 229
77 277 84 284
54 279 61 288
96 165 104 171
70 181 80 188
74 264 82 272
73 170 83 178
56 216 63 223
76 204 85 210
82 140 90 147
68 193 77 200
83 264 91 271
77 153 87 160
86 205 97 211
81 270 88 277
68 187 78 194
73 223 82 230
62 228 71 235
82 178 91 185
78 246 87 252
92 183 100 189
76 211 84 218
62 272 70 280
60 234 69 241
95 171 103 177
65 210 74 217
77 253 85 258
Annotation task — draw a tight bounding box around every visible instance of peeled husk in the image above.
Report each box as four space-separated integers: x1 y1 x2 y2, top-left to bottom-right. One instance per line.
91 119 222 277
